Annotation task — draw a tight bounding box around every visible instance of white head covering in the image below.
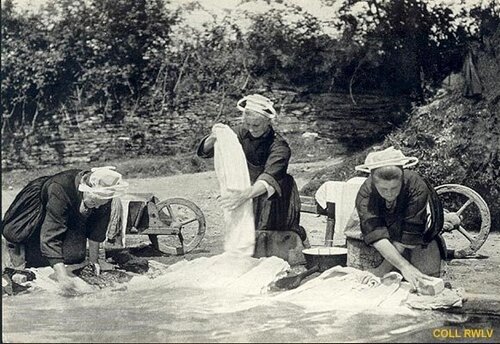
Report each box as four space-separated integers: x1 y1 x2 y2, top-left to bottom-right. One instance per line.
237 94 277 119
355 146 419 173
78 166 128 199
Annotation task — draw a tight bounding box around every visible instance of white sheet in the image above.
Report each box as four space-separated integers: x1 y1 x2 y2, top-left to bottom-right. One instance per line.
314 177 366 234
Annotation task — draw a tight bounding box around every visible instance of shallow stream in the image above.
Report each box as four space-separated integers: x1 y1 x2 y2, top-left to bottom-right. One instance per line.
3 284 499 343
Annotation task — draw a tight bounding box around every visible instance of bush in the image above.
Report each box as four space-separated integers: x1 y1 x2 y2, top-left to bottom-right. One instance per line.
302 23 500 231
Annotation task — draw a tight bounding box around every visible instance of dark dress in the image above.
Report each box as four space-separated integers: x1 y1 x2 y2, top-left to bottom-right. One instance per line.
197 126 305 240
355 170 442 247
2 169 111 267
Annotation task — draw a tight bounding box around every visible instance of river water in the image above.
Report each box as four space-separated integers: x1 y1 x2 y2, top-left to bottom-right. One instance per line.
3 283 499 343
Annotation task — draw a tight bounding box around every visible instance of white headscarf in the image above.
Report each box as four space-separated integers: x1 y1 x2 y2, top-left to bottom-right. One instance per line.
78 166 128 200
237 94 277 119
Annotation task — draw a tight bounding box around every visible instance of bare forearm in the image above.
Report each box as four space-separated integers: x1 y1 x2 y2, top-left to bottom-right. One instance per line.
373 240 435 290
88 239 100 264
53 262 70 280
203 135 216 153
372 239 413 272
243 181 267 200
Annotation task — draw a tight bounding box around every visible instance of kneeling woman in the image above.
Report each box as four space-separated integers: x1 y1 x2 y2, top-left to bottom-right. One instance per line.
354 147 445 291
2 166 127 293
197 94 308 246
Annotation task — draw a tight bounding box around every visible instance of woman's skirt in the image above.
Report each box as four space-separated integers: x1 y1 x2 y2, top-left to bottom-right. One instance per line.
2 175 51 243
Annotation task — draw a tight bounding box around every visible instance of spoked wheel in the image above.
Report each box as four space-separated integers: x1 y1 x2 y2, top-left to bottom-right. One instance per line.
149 198 206 255
435 184 491 258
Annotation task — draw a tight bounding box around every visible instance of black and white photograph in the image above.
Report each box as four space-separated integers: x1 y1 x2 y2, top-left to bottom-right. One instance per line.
1 0 499 342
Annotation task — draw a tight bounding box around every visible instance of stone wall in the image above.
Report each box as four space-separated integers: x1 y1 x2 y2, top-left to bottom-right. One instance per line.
1 91 410 170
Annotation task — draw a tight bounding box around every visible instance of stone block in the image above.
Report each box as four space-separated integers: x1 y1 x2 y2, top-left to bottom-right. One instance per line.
346 237 384 270
253 230 306 266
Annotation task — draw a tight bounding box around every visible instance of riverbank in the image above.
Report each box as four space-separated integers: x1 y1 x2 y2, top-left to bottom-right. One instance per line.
2 164 498 302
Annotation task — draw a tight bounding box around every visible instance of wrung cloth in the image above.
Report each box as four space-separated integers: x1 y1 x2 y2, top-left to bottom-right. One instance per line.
213 124 256 257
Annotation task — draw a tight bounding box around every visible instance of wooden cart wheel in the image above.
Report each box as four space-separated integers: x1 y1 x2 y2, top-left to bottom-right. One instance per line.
435 184 491 258
149 198 206 255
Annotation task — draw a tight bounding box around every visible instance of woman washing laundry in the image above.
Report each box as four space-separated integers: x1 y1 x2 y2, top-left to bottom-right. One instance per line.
2 166 128 294
354 147 448 292
197 94 308 249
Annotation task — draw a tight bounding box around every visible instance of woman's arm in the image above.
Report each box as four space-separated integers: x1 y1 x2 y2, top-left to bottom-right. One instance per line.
88 240 100 264
88 239 101 275
203 133 217 153
218 181 268 211
372 238 434 290
197 124 228 158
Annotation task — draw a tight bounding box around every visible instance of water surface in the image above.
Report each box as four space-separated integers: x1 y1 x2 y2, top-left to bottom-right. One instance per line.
4 285 499 343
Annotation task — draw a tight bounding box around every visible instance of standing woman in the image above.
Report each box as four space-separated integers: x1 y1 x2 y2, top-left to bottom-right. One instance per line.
197 94 308 245
2 166 127 293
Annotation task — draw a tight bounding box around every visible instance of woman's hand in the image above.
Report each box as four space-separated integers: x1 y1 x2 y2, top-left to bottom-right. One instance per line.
203 123 226 152
400 263 436 293
58 276 84 294
208 123 228 143
53 263 88 295
90 262 101 276
218 189 251 211
211 123 227 134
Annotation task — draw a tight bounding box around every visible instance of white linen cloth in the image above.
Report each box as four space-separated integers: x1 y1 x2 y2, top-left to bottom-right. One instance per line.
314 177 366 234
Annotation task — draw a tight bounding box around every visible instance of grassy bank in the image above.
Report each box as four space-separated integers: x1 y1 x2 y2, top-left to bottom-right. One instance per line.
1 154 212 190
1 136 342 190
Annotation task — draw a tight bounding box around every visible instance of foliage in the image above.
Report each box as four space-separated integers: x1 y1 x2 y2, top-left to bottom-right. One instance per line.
2 0 497 133
333 0 467 97
2 0 499 212
245 7 335 89
1 0 179 134
301 23 500 230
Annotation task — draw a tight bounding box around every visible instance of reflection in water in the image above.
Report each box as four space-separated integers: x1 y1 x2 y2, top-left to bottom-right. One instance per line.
4 285 498 343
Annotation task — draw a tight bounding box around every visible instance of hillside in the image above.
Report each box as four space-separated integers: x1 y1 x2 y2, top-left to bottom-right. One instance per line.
302 26 500 230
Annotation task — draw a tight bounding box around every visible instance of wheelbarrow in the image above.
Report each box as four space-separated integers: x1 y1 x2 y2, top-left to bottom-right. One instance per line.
106 193 206 255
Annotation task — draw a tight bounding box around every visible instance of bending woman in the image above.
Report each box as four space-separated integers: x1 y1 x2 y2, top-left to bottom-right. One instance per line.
2 166 127 293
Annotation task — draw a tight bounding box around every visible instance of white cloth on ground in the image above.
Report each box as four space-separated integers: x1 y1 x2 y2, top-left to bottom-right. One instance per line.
127 253 289 295
214 124 255 257
22 267 97 295
406 288 463 310
273 265 462 313
274 266 410 314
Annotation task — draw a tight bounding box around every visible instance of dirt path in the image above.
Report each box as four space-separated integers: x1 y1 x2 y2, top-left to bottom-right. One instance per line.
2 160 499 297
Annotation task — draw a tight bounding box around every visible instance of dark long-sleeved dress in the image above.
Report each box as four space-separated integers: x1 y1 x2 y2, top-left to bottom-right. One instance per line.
355 170 442 247
197 126 305 240
2 169 111 267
